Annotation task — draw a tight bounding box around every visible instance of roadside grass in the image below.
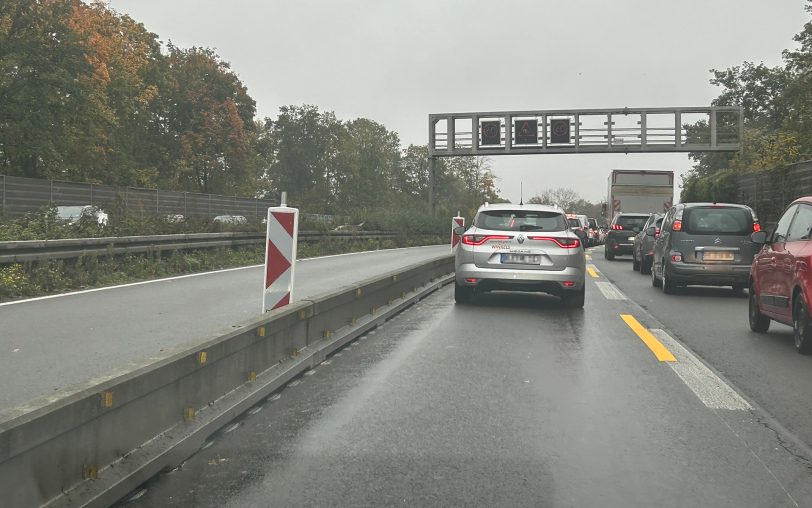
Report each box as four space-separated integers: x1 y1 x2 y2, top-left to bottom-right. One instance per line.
0 236 443 301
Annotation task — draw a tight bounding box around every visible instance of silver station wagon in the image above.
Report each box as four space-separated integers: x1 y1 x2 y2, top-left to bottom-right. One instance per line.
454 203 586 307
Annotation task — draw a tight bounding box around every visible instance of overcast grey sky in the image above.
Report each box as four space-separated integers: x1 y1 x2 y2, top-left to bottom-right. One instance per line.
110 0 806 204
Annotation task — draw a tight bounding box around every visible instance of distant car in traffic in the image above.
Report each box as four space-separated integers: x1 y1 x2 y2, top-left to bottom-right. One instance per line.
454 203 586 307
651 203 760 294
587 217 600 246
748 197 812 354
165 214 186 223
333 222 365 232
632 213 664 274
566 214 589 245
213 214 248 225
56 205 109 226
604 212 649 260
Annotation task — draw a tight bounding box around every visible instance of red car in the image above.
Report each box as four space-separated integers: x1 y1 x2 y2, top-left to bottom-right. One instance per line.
749 196 812 354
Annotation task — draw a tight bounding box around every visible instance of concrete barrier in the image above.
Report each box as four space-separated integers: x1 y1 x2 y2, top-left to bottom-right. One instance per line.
0 255 454 508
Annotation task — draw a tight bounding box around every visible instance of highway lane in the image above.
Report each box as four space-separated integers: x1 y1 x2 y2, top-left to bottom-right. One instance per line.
589 246 812 448
123 267 812 507
0 245 450 411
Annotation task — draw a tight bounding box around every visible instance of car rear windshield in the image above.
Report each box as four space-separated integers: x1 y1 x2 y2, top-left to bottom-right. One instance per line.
474 210 567 232
615 215 648 229
683 207 752 235
588 219 598 228
567 218 581 228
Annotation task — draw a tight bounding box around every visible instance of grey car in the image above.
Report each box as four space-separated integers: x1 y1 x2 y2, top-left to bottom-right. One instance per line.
454 203 586 307
632 213 664 274
651 203 761 294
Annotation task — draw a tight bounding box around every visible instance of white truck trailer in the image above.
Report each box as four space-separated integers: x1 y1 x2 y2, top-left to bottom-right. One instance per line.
605 170 674 224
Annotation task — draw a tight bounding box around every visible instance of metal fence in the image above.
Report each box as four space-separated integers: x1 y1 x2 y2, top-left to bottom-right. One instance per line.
737 160 812 228
0 175 279 220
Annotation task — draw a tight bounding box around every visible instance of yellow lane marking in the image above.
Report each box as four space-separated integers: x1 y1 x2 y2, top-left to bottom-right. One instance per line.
587 267 599 278
620 314 676 362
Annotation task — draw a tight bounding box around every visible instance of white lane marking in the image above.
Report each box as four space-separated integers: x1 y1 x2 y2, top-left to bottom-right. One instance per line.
0 245 445 307
0 264 261 307
223 422 241 433
651 329 752 411
12 348 20 353
594 281 627 300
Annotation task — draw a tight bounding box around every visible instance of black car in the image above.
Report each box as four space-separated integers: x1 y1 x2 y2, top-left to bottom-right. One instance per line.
651 203 761 294
604 213 649 260
632 213 664 274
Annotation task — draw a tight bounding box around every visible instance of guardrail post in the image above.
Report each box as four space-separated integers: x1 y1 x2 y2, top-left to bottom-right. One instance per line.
1 175 5 217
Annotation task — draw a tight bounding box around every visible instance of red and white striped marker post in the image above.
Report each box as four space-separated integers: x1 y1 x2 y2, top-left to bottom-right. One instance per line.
451 213 464 251
263 203 299 312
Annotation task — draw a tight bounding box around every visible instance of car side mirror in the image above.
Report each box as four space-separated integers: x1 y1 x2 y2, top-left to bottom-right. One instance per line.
575 229 587 241
751 231 768 245
453 226 466 235
646 226 656 236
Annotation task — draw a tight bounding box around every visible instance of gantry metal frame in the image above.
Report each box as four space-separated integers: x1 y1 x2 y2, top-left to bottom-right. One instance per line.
426 106 743 212
428 106 743 157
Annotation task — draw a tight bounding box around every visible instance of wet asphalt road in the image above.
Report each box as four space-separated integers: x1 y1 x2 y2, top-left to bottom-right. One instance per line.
122 247 812 507
0 245 449 411
590 246 812 447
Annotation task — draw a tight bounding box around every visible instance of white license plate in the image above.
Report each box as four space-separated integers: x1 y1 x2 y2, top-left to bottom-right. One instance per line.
628 236 636 241
703 251 734 261
501 253 541 264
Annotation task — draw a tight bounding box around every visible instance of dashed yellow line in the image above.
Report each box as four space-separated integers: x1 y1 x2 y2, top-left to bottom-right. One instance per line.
587 266 599 278
620 314 676 362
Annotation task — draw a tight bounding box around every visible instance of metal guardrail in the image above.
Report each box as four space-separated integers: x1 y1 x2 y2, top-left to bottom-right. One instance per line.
0 231 400 264
0 255 455 508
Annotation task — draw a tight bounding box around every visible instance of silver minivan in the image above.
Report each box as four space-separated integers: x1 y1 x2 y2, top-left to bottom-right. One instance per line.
651 203 761 294
454 203 586 307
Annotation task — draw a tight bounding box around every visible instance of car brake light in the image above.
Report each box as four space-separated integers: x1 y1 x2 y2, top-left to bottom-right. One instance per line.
562 281 575 287
671 254 682 262
527 236 581 248
753 223 761 232
612 224 623 230
465 278 478 283
461 234 512 246
655 227 660 237
673 220 682 232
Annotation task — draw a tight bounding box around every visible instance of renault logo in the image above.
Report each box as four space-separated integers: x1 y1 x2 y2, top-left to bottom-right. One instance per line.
517 234 525 244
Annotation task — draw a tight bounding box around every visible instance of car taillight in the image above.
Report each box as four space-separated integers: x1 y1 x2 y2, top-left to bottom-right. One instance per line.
527 236 581 248
673 220 682 232
461 234 511 246
612 224 623 230
671 254 682 262
753 223 761 232
655 228 660 237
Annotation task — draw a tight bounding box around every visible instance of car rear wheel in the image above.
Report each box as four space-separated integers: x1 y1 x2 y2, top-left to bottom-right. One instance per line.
792 293 812 354
651 261 662 287
632 252 640 271
563 286 585 308
662 262 677 294
605 247 615 261
640 257 652 275
748 284 770 333
454 283 474 304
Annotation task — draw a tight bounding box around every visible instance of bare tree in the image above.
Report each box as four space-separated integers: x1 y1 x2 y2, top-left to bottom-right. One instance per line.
527 187 580 211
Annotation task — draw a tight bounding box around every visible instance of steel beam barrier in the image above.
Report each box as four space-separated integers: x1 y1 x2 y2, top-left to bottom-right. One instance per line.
0 232 402 264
